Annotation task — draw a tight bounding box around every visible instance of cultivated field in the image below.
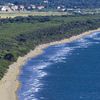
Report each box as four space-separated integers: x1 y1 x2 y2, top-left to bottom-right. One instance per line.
0 11 69 18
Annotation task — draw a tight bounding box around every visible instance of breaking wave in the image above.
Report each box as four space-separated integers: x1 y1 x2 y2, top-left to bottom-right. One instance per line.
18 32 100 100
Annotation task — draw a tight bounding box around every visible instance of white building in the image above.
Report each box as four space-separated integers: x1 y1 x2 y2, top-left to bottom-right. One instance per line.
43 0 49 3
37 6 45 10
1 6 12 12
11 5 18 11
61 8 66 11
19 5 25 11
31 5 36 9
57 6 61 10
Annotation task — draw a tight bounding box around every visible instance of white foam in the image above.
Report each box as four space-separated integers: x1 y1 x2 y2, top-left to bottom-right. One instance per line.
87 32 100 38
24 95 38 100
75 36 96 48
19 32 100 100
21 62 51 99
53 43 66 48
35 62 51 70
37 71 47 78
48 47 74 63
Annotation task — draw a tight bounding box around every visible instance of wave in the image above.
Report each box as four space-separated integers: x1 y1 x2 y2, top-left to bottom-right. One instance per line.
18 32 100 100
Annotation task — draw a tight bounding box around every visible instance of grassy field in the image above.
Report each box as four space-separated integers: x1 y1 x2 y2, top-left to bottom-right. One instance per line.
0 11 69 18
0 14 100 79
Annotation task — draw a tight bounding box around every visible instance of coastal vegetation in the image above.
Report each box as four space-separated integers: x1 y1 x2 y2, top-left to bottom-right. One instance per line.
0 14 100 79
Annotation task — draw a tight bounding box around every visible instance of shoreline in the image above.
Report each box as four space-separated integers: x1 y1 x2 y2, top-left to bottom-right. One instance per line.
0 28 100 100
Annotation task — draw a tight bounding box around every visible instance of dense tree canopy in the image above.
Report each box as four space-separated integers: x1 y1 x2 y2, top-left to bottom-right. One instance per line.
0 14 100 79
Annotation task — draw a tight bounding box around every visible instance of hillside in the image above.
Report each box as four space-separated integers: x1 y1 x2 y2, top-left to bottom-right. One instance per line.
0 15 100 79
0 0 100 8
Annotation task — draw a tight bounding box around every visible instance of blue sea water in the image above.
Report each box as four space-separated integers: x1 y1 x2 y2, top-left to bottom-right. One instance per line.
18 32 100 100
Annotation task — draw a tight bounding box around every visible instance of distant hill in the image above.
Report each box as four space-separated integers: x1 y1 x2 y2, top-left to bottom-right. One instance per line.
0 0 100 8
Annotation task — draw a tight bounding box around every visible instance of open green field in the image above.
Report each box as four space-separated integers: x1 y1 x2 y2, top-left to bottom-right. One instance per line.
0 11 69 18
0 14 100 79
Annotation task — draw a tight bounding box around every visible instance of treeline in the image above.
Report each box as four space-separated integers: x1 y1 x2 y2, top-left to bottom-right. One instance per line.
0 15 100 79
49 0 100 8
0 16 51 24
0 0 100 8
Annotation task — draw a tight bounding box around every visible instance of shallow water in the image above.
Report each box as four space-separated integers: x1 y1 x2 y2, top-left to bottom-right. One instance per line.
18 32 100 100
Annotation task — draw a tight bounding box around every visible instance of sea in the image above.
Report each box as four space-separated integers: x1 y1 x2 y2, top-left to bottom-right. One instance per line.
18 32 100 100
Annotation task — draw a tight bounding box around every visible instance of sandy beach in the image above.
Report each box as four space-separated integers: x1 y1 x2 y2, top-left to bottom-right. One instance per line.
0 28 100 100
